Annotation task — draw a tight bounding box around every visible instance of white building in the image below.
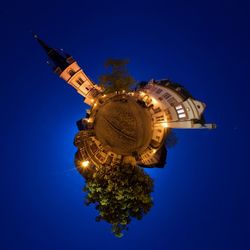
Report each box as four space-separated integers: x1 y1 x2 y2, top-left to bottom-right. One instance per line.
137 79 216 129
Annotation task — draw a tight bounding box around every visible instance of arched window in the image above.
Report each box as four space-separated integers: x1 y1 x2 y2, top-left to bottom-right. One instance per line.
68 69 75 76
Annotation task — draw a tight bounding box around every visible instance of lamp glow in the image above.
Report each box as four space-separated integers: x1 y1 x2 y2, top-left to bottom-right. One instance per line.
162 122 168 128
81 160 90 167
152 149 157 154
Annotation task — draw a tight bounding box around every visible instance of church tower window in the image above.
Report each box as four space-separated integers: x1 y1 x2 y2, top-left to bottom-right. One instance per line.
68 69 75 76
76 77 85 86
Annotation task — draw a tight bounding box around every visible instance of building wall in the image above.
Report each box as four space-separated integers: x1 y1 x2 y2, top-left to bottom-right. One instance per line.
138 82 211 129
135 80 215 165
60 62 101 106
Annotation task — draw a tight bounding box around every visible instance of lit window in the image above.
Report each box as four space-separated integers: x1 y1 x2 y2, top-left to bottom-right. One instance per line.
81 160 89 167
176 105 182 110
156 115 164 122
177 109 184 114
179 113 186 118
168 97 178 106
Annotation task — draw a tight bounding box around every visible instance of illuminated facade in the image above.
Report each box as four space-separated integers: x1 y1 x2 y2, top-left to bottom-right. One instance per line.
35 35 216 170
138 79 216 129
34 34 101 106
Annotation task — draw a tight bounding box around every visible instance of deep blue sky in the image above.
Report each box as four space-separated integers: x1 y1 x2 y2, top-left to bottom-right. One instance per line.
0 0 249 249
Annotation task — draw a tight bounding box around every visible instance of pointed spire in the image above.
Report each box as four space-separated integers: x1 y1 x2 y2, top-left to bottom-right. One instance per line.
32 33 52 54
33 33 75 75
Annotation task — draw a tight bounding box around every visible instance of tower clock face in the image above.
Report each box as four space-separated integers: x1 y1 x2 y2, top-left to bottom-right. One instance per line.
94 95 153 155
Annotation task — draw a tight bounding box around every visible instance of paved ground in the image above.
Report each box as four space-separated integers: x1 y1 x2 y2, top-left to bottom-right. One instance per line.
94 95 152 155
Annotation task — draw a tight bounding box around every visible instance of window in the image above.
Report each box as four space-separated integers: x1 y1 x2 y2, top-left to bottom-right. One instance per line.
179 113 186 118
157 118 165 122
176 105 182 110
76 77 85 86
156 88 163 94
163 92 171 99
152 107 161 114
68 69 75 76
177 109 184 114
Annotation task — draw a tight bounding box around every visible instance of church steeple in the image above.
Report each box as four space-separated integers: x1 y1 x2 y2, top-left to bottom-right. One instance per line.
33 33 51 53
34 34 102 106
33 33 75 75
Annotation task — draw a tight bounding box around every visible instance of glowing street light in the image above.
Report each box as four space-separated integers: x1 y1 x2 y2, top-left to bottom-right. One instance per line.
151 97 157 105
81 160 90 168
162 122 168 128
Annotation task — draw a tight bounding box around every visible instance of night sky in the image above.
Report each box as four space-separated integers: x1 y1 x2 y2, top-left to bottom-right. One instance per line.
0 0 249 249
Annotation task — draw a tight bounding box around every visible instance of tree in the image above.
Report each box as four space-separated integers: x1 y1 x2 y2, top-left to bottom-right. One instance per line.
99 59 135 93
80 163 154 237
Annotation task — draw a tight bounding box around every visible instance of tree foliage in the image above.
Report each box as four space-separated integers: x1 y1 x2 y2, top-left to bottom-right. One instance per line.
82 163 154 237
99 59 135 93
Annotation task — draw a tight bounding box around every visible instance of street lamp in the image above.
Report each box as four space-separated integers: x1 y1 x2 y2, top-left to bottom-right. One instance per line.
81 160 90 168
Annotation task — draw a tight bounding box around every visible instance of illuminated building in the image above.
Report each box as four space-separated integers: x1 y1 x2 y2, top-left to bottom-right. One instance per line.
34 34 101 106
35 35 216 169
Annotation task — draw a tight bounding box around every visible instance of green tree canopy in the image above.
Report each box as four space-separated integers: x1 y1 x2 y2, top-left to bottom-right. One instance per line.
99 59 135 93
81 163 154 237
